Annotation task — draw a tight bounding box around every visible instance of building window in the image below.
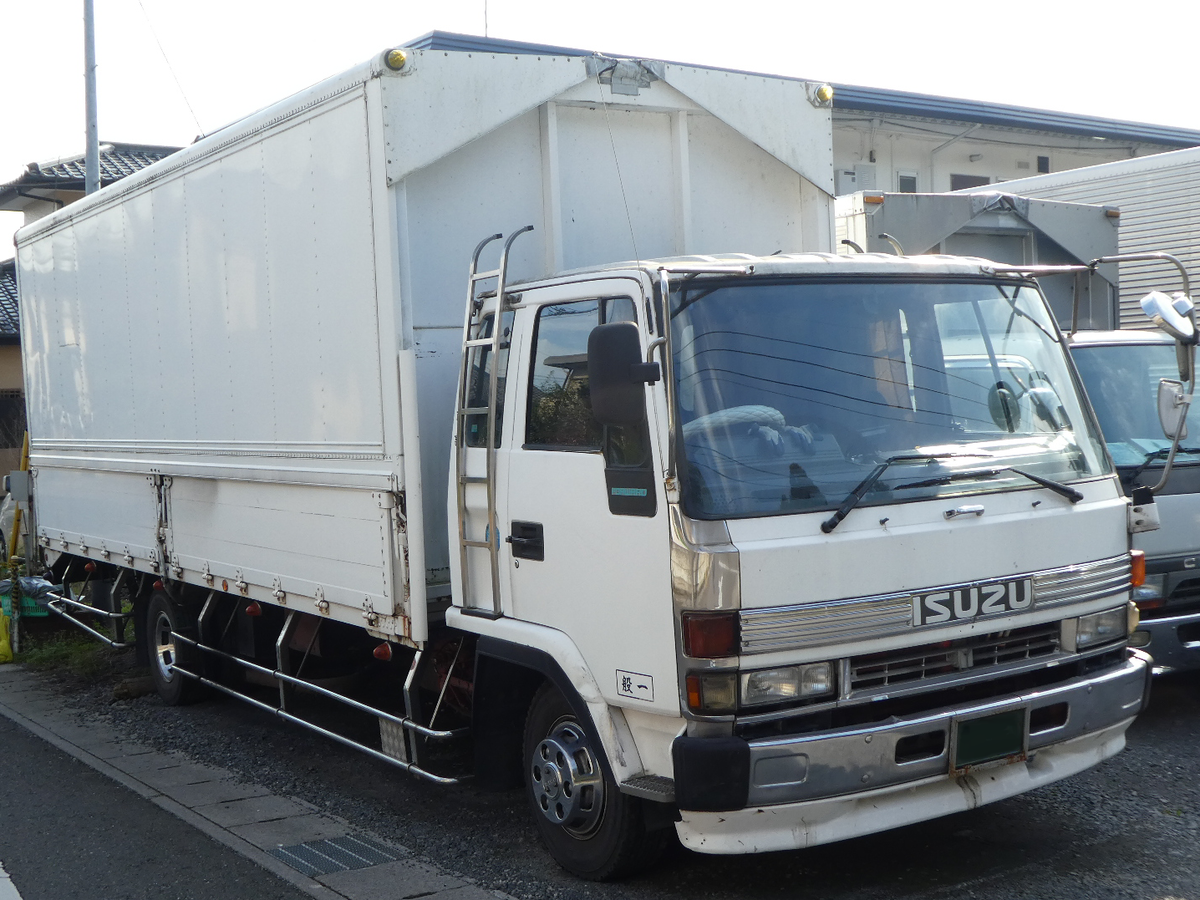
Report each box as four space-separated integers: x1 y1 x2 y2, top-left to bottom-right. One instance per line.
950 174 991 191
1037 155 1051 174
896 171 918 193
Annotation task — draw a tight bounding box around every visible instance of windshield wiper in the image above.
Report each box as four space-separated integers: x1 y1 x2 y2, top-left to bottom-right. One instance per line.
1127 446 1200 481
894 466 1084 504
821 453 989 534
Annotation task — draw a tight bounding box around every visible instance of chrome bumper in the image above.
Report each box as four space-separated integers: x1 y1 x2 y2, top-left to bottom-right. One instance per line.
746 651 1149 806
1134 612 1200 673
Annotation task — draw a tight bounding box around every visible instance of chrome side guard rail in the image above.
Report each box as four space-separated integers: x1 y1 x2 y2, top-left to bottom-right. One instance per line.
42 589 136 650
169 631 469 786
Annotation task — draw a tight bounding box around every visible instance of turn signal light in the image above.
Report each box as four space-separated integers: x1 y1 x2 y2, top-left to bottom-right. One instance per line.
1130 550 1146 587
373 642 393 661
681 611 739 658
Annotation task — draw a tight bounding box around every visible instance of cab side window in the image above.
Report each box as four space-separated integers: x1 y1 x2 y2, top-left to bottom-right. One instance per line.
524 296 656 516
526 301 604 449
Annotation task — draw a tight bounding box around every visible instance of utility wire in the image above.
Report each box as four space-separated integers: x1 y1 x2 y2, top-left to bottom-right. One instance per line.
137 0 205 136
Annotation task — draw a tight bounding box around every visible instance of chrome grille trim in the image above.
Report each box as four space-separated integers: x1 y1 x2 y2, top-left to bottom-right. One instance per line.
1032 556 1131 606
848 622 1061 693
739 554 1129 654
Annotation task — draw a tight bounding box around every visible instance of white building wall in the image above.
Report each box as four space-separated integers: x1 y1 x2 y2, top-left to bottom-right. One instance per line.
833 117 1175 196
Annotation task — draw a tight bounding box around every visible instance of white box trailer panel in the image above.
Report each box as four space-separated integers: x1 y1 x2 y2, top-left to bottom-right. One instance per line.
962 147 1200 328
17 48 836 643
834 191 1119 329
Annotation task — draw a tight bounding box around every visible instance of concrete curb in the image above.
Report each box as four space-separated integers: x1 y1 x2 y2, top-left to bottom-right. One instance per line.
0 665 505 900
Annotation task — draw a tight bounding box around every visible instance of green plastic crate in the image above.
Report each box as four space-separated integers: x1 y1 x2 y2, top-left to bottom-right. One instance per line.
0 589 49 618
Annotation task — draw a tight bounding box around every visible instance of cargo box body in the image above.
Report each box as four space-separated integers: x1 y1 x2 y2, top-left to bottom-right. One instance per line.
15 49 835 644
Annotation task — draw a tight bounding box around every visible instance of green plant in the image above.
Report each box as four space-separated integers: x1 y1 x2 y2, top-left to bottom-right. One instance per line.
16 631 119 679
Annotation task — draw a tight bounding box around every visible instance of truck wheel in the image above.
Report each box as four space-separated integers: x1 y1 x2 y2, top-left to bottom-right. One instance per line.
146 591 206 705
522 684 667 880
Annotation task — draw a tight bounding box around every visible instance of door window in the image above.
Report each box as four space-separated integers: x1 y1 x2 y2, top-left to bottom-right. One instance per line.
523 296 656 516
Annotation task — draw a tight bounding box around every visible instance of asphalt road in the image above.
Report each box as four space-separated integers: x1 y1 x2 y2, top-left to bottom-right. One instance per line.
0 714 309 900
10 661 1200 900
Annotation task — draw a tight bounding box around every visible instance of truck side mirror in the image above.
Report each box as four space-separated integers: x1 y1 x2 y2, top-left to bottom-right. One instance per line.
1141 291 1198 345
588 322 659 426
1157 379 1190 441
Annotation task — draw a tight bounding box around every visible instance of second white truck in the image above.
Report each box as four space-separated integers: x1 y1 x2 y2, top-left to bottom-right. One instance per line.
12 44 1174 879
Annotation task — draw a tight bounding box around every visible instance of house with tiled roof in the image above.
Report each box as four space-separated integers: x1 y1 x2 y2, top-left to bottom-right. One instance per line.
0 141 179 227
0 260 25 473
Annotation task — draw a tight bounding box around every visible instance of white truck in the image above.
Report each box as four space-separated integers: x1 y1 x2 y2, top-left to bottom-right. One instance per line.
837 188 1200 675
12 46 1168 879
1068 327 1200 672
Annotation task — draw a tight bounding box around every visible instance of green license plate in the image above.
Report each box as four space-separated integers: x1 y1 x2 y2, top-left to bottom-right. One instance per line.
954 709 1026 771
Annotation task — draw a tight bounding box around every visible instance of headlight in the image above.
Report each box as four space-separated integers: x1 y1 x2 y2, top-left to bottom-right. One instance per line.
740 662 835 707
1074 607 1129 650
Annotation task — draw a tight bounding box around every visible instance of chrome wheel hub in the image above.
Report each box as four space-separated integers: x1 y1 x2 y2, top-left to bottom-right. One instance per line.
153 612 177 682
530 721 605 835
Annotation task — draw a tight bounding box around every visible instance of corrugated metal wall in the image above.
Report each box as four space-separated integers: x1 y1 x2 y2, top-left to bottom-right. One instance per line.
974 149 1200 329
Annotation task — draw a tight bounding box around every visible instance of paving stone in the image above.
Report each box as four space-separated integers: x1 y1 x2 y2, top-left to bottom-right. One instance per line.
196 794 316 828
230 814 351 851
162 779 272 808
108 750 190 775
84 740 157 761
427 886 504 900
317 857 464 899
37 722 122 747
136 761 232 791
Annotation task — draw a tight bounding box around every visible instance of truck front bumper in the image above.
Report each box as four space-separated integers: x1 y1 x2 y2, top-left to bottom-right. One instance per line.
674 651 1149 854
1133 611 1200 673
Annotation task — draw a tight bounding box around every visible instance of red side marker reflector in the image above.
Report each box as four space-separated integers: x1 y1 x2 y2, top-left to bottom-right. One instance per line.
374 642 392 661
245 601 262 617
153 579 164 591
84 561 97 573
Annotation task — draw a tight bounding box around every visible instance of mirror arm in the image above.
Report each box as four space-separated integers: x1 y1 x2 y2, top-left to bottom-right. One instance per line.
1090 251 1190 297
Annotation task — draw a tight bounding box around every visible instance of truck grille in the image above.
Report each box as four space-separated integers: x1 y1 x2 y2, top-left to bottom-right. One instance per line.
848 622 1061 693
739 555 1129 654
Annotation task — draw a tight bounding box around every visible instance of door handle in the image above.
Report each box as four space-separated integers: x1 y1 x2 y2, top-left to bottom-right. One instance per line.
507 521 544 561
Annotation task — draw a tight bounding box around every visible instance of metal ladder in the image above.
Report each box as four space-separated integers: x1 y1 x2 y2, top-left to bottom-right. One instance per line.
453 226 533 618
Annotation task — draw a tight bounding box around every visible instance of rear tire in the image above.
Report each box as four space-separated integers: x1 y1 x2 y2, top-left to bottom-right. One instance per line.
522 683 668 880
146 590 206 705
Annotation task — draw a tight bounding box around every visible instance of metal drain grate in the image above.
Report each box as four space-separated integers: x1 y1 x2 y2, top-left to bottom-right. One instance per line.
270 834 402 877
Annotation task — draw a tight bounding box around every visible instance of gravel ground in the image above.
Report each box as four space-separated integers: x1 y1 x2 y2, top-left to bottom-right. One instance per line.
27 653 1200 900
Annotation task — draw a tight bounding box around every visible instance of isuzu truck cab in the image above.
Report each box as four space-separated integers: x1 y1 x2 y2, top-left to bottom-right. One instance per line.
1071 328 1200 672
453 251 1150 867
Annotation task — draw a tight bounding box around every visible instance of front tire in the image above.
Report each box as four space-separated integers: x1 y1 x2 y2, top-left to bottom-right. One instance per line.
146 590 206 705
522 684 667 880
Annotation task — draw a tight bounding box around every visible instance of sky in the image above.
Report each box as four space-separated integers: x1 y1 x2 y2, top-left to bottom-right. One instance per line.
4 0 1200 252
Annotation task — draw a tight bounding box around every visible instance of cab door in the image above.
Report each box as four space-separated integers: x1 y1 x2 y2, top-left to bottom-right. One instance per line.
499 279 678 715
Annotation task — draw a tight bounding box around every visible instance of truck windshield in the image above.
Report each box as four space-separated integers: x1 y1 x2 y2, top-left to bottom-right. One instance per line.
1071 340 1200 472
671 277 1110 520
